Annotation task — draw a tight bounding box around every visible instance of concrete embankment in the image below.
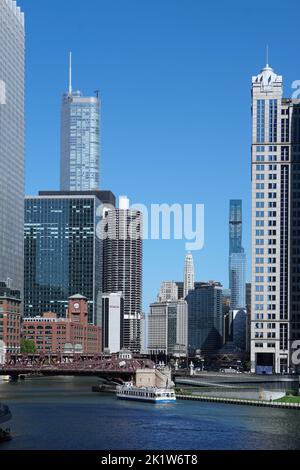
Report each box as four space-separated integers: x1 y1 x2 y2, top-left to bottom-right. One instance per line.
176 394 300 409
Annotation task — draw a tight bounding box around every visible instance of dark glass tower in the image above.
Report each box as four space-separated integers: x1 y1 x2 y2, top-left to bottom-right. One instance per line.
187 282 223 354
24 191 114 326
229 200 243 254
229 200 246 309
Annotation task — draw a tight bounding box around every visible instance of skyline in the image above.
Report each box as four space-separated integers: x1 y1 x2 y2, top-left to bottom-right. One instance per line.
18 0 300 310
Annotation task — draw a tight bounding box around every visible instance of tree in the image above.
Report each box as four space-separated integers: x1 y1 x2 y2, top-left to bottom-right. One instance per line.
20 339 36 354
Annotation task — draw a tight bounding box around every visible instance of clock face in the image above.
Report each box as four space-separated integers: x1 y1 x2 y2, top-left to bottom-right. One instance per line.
74 302 80 309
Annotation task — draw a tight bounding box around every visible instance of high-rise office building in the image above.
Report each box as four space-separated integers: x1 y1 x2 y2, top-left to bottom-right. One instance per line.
229 200 246 309
251 62 300 373
184 252 195 298
103 196 143 352
187 281 223 355
0 0 25 294
60 54 100 191
148 299 188 357
24 191 115 326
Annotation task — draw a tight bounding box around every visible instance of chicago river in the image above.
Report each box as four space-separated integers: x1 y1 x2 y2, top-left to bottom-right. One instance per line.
0 376 300 450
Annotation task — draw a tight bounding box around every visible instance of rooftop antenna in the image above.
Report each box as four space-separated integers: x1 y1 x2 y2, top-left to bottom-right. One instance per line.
266 44 269 68
94 90 100 98
69 51 72 95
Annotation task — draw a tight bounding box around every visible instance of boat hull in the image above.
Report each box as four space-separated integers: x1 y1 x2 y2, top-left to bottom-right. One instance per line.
117 394 176 403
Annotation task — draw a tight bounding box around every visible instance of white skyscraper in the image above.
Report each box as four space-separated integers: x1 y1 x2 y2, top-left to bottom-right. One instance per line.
184 252 195 298
0 0 25 294
251 61 300 374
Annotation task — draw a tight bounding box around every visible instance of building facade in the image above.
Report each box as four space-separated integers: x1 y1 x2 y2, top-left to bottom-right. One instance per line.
148 300 188 357
24 191 115 326
0 0 25 294
229 200 246 309
60 55 100 191
251 63 300 373
0 282 21 353
157 281 179 302
187 282 223 355
103 196 143 352
102 292 124 354
22 294 101 354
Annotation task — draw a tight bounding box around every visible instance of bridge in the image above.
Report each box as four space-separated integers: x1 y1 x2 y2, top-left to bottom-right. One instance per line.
0 353 155 381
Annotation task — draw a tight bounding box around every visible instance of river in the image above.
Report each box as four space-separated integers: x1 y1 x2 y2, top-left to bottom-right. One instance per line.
0 376 299 450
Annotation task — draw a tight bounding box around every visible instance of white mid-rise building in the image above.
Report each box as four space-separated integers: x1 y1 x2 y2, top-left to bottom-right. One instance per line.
102 292 124 354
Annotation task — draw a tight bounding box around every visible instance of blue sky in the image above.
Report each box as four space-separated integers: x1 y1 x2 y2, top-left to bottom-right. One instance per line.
19 0 300 310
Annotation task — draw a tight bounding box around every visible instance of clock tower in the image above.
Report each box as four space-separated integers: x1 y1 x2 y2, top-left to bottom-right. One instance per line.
67 294 88 325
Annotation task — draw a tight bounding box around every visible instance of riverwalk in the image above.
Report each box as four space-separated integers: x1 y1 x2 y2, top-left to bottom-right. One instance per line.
176 394 300 409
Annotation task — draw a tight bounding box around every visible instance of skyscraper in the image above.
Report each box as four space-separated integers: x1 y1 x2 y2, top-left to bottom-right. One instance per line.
187 281 223 355
184 252 195 298
229 200 246 309
251 62 300 374
24 191 115 326
60 53 100 191
0 0 25 293
103 196 143 352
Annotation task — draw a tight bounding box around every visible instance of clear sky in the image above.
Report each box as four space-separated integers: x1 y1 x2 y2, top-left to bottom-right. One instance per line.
19 0 300 310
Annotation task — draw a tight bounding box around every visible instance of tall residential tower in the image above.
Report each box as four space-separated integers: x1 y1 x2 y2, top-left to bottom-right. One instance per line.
251 63 300 373
103 196 143 352
60 54 100 191
0 0 25 293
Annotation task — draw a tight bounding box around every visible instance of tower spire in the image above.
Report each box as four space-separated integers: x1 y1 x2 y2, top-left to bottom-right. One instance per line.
266 44 269 68
69 51 72 95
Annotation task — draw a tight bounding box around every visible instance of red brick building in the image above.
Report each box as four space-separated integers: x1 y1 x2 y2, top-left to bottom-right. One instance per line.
0 282 21 353
22 294 101 354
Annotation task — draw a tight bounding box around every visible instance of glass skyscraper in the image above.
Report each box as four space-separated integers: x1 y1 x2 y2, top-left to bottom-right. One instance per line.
0 0 25 293
187 282 223 354
24 191 115 326
229 200 246 309
60 56 100 191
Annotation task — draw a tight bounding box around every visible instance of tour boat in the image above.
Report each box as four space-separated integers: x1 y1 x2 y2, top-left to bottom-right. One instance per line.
116 383 176 403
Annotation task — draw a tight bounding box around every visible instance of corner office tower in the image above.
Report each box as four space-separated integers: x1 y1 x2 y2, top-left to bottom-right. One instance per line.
0 0 25 293
60 53 100 191
251 62 300 374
